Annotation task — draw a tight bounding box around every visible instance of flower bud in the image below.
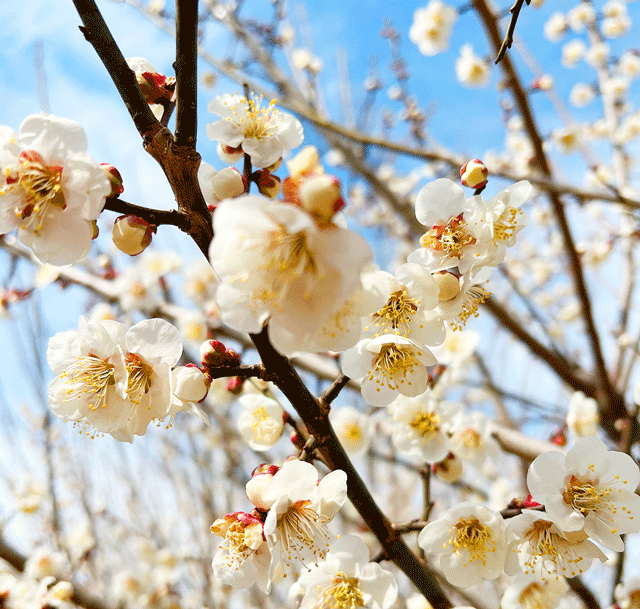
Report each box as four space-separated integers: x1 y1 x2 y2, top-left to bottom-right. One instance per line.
173 365 210 403
460 158 488 189
227 376 243 394
246 466 279 510
286 145 322 179
253 170 281 199
217 143 244 163
126 57 175 105
531 74 554 91
111 215 155 256
298 174 345 224
200 339 240 368
433 271 460 302
210 167 246 199
265 157 283 172
100 163 124 198
431 453 463 483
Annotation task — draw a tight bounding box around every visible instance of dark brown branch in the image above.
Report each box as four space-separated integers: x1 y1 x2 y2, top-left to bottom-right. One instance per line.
320 374 350 407
174 0 199 147
103 197 188 229
72 0 157 136
494 0 529 64
567 576 602 609
249 326 452 608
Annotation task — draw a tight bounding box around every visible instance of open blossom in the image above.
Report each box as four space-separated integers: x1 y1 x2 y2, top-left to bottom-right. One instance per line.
237 394 284 450
260 460 347 576
566 391 599 437
0 113 110 264
290 535 398 609
527 436 640 551
448 410 500 467
210 511 271 591
210 195 372 354
47 317 184 442
206 93 304 168
418 502 507 587
504 510 607 579
408 0 457 56
455 45 490 88
330 406 372 455
501 572 569 609
342 334 436 407
388 391 460 463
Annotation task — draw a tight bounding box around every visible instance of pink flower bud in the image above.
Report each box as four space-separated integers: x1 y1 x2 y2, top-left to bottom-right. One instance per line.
217 143 244 163
111 215 155 256
531 74 553 91
298 174 344 224
210 167 246 199
226 376 243 394
253 170 281 199
200 340 240 368
460 158 489 189
100 163 124 198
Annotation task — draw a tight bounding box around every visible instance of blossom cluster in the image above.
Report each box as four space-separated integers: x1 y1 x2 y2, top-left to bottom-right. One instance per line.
419 437 640 591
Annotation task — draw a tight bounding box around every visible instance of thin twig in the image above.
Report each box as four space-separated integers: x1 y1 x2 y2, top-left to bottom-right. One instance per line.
103 197 187 229
494 0 529 64
320 374 350 407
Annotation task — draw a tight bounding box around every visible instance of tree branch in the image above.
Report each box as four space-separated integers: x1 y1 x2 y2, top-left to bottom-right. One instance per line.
103 197 188 229
174 0 199 147
494 0 529 64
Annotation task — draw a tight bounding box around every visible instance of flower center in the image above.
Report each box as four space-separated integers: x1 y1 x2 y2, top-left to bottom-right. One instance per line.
410 411 441 437
518 582 550 609
125 353 154 405
460 427 482 449
250 406 281 444
450 517 493 564
60 354 115 411
229 94 279 140
277 499 330 567
318 572 365 609
493 207 521 244
420 215 476 260
3 150 66 234
451 285 490 330
368 344 422 392
367 289 420 338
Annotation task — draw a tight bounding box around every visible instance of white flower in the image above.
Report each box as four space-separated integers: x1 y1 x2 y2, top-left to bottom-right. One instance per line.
198 161 245 206
501 572 569 609
388 390 460 462
504 510 607 579
527 436 640 551
206 93 304 168
566 391 599 437
418 502 507 587
211 511 272 591
409 0 458 57
261 460 347 575
617 52 640 79
408 179 488 274
238 394 284 450
448 410 500 467
566 4 595 32
290 535 397 609
569 83 595 108
361 263 445 348
168 365 209 424
25 548 67 580
455 45 490 88
561 39 586 68
429 326 479 365
342 335 436 407
47 317 183 442
0 114 109 264
551 125 583 154
211 196 372 354
585 42 610 68
330 406 371 454
544 13 567 41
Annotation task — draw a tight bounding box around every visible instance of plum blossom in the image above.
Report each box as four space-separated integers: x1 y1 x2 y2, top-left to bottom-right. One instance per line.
455 45 490 88
210 511 272 591
342 334 436 407
260 460 347 575
388 390 460 463
504 510 606 579
527 436 640 551
237 394 284 450
566 391 599 437
418 502 507 587
206 93 304 168
289 535 397 609
210 195 372 354
448 410 500 467
500 573 569 609
47 317 184 442
0 114 110 264
409 1 458 57
330 406 372 455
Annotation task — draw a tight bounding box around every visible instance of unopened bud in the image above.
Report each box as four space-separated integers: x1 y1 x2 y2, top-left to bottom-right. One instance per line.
431 452 463 483
265 158 283 172
173 365 210 403
460 159 488 189
298 174 344 224
126 57 174 105
246 468 279 510
227 376 243 394
286 145 321 180
217 143 244 163
111 215 155 256
253 170 281 199
100 163 124 198
200 339 240 368
550 427 567 446
433 271 460 302
531 74 553 91
211 167 246 199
